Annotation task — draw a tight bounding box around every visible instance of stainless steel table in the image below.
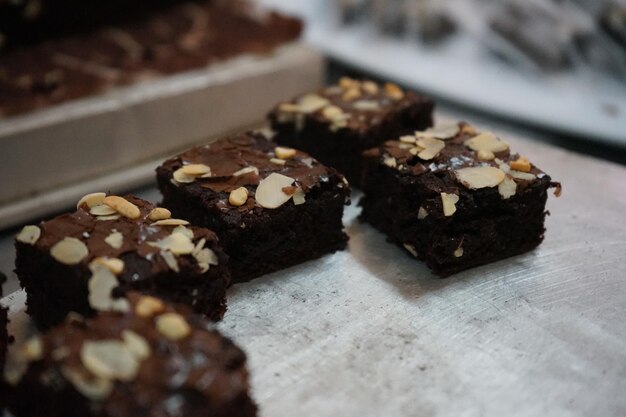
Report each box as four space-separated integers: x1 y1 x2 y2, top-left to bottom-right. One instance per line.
2 127 625 417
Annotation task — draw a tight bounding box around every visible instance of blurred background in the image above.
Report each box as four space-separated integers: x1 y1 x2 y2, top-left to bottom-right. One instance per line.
0 0 625 233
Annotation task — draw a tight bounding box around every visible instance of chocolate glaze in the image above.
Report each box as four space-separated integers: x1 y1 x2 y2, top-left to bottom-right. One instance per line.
158 133 349 223
8 293 257 417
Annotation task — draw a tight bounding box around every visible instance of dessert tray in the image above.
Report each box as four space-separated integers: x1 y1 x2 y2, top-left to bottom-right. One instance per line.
2 124 625 416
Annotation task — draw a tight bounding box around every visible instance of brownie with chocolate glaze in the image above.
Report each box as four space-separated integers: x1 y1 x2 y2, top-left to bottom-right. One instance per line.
7 292 257 417
360 122 561 277
157 132 351 282
14 194 230 329
268 77 434 185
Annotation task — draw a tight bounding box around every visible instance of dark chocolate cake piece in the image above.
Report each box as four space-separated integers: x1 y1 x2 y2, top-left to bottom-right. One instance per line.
7 292 257 417
15 193 230 329
157 132 351 282
360 122 561 277
268 77 434 185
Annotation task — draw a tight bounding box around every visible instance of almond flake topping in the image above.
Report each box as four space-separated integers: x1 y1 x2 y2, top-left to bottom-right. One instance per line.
102 196 140 220
383 156 397 168
148 232 194 255
81 340 139 381
509 170 537 181
498 176 517 199
62 367 113 400
156 313 191 341
297 94 330 113
233 166 259 176
275 146 296 160
77 192 106 209
135 296 165 318
181 164 211 176
50 237 89 265
270 158 286 165
173 168 195 184
417 123 460 140
229 187 249 207
292 188 306 205
148 207 171 221
415 137 445 160
16 225 41 245
104 231 123 249
455 166 506 189
151 219 189 227
418 207 429 220
509 156 531 172
384 82 404 100
255 173 296 209
441 193 460 217
88 263 129 312
403 244 418 257
89 204 117 216
353 100 380 111
362 80 379 94
465 132 509 153
90 257 125 275
121 330 151 360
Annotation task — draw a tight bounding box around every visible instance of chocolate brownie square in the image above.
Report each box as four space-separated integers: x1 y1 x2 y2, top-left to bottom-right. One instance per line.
14 194 230 329
268 77 434 185
156 132 350 282
7 292 257 417
360 122 561 277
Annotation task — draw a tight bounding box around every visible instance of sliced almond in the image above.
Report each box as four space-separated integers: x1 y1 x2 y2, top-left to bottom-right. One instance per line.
455 166 506 189
89 204 117 216
194 247 219 267
148 232 194 255
103 196 140 220
441 193 460 217
403 243 418 257
339 76 359 90
161 250 179 272
342 87 361 101
88 264 129 312
50 237 89 265
293 188 306 205
384 82 404 100
90 257 124 275
148 207 171 221
353 100 380 111
96 214 121 222
498 176 517 199
104 231 123 249
22 336 43 361
477 150 495 161
81 340 139 381
510 156 531 172
173 167 195 184
270 158 286 165
509 170 537 181
181 164 211 176
135 295 165 318
400 135 416 144
362 80 379 94
322 105 344 121
418 207 428 220
121 330 151 360
255 173 296 209
465 132 509 153
77 192 106 209
298 94 330 113
156 313 191 341
275 146 296 160
454 247 464 258
415 137 445 160
172 225 194 239
16 225 41 245
419 123 459 140
229 187 249 207
233 166 259 176
151 219 189 227
383 156 397 168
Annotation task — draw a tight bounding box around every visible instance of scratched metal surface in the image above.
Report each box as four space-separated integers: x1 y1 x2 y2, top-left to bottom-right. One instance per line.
2 131 626 417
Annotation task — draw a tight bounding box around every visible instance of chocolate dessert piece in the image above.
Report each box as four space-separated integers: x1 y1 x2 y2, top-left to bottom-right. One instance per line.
0 0 303 117
0 271 7 373
360 122 561 277
268 77 434 185
14 193 230 329
157 133 351 282
7 292 257 417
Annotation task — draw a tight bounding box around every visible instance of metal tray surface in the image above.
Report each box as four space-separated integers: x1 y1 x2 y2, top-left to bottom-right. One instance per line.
2 129 626 417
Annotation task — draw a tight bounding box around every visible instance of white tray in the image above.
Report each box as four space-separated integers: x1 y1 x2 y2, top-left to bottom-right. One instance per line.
2 124 626 417
0 44 323 229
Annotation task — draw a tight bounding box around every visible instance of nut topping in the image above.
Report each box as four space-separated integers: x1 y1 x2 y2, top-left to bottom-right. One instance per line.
465 132 509 153
156 313 191 341
418 207 428 220
173 168 195 184
121 330 151 360
441 193 459 216
255 173 296 209
477 150 495 161
102 196 141 220
233 166 259 176
90 257 125 275
362 80 379 94
88 264 129 312
403 243 418 257
151 219 189 227
104 231 123 249
454 247 464 258
181 164 211 176
455 166 506 189
383 156 397 168
16 225 41 245
135 295 165 318
148 207 171 221
270 158 286 165
229 187 249 207
297 94 330 113
384 82 404 100
498 176 517 199
509 156 531 172
148 232 194 255
89 204 117 216
50 237 89 265
292 188 306 205
275 146 296 160
81 340 139 381
77 192 106 209
415 137 445 160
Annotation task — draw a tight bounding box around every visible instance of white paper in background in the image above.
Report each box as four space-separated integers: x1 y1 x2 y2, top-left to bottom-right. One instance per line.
3 129 626 417
258 0 626 148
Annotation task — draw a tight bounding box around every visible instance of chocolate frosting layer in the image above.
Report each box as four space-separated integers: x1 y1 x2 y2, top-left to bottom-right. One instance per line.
158 133 350 219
